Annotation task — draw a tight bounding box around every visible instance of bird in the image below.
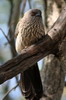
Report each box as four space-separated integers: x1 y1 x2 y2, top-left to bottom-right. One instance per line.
15 9 45 100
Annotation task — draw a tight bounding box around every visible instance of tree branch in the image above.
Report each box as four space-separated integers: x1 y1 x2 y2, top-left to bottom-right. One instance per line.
20 0 26 17
8 0 22 57
2 81 20 100
0 7 66 84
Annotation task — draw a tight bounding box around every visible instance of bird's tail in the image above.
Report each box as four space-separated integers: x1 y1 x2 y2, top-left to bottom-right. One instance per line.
20 63 43 100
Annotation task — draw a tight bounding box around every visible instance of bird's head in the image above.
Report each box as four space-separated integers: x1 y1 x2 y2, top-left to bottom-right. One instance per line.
24 9 42 22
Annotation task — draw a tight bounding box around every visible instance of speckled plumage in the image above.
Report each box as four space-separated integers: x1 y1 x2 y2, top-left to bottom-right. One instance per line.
15 9 45 53
15 9 45 100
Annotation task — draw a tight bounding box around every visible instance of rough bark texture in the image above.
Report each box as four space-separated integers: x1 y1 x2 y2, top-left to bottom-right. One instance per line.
41 1 66 100
59 38 66 74
44 0 65 29
0 6 66 85
41 55 65 100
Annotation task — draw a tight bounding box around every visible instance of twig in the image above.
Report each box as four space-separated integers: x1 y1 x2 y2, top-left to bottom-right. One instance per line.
0 28 15 46
8 0 13 26
20 0 26 17
2 81 20 100
28 0 32 9
0 28 10 43
8 0 22 57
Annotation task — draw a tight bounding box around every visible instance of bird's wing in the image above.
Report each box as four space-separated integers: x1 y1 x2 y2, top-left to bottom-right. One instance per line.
15 18 22 38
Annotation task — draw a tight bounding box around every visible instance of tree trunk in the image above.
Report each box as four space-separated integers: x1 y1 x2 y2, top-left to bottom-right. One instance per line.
41 0 65 100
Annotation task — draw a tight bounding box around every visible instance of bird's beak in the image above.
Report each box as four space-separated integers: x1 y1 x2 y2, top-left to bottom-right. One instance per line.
35 12 41 17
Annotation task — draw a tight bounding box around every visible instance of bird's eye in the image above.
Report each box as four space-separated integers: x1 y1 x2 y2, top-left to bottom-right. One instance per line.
31 11 41 17
31 11 37 16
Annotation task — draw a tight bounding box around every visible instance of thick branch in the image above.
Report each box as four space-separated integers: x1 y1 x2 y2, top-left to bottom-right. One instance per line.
0 7 66 84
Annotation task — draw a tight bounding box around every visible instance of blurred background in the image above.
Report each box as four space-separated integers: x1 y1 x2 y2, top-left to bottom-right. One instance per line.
0 0 66 100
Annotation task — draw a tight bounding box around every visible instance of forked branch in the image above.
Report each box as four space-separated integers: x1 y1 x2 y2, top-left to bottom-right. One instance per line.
0 7 66 84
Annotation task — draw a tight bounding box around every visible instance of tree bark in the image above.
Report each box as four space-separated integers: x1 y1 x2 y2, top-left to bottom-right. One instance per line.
41 54 65 100
41 1 66 100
